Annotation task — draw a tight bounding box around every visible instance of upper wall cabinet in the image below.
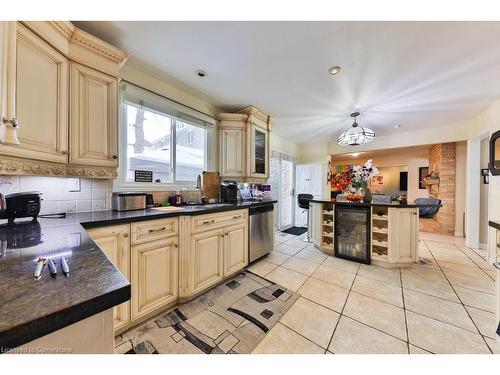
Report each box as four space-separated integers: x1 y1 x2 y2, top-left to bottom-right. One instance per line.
70 63 118 167
217 106 271 182
0 21 128 179
0 23 69 164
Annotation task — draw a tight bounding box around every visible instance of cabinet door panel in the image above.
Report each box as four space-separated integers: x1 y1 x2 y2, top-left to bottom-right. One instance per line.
221 128 245 177
249 124 269 178
70 62 117 167
87 225 130 331
191 228 224 294
224 223 247 276
389 208 417 263
131 238 178 320
0 24 68 163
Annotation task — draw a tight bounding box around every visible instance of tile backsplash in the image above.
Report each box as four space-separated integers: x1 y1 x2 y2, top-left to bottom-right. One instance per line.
0 176 113 215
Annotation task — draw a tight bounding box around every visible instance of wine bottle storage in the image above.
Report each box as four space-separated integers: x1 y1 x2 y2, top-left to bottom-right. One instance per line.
371 206 389 262
321 203 335 253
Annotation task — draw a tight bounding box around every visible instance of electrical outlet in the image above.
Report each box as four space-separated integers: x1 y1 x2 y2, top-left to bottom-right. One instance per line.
67 178 81 192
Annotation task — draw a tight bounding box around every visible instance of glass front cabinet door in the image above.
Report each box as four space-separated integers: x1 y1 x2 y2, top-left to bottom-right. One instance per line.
249 124 269 178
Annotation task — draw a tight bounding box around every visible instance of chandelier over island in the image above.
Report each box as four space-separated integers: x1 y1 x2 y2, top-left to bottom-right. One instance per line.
337 112 375 146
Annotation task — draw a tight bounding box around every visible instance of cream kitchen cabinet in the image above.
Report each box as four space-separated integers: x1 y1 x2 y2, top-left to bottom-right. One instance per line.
191 228 225 295
131 237 178 320
179 209 248 301
388 208 418 264
0 21 127 178
223 223 248 277
220 126 246 178
0 23 69 163
69 63 118 167
217 106 271 182
87 225 131 331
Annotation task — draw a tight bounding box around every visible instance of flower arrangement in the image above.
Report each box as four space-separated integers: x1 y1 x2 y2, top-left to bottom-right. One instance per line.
332 159 379 202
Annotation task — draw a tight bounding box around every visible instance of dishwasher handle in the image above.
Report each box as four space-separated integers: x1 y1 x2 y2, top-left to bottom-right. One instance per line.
249 204 274 215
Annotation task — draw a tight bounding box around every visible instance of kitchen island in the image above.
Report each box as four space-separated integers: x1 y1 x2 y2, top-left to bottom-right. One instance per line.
0 200 276 353
308 199 420 267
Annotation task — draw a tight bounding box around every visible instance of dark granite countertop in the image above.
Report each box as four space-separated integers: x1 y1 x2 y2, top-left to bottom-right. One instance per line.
489 220 500 231
310 199 440 208
0 199 276 350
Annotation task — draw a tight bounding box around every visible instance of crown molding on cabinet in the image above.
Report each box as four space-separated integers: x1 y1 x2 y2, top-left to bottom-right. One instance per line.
21 21 128 77
0 156 118 179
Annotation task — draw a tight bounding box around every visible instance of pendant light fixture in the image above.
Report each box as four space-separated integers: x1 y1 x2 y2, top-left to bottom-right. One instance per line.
337 112 375 146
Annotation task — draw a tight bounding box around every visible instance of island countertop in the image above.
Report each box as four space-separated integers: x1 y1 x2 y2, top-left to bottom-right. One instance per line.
0 199 276 350
309 199 440 208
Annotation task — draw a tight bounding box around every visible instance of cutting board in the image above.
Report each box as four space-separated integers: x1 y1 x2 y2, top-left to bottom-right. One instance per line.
202 171 220 201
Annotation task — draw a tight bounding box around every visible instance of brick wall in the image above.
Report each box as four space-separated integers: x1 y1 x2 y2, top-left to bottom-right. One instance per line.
419 142 456 235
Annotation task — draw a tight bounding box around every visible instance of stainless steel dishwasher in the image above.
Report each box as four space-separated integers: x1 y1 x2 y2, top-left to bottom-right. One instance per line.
249 203 274 263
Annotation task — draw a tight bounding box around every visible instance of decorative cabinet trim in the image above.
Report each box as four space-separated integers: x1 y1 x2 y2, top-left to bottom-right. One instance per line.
0 156 117 179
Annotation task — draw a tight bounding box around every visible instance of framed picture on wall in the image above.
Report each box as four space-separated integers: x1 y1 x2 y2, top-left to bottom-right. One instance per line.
371 175 384 187
419 167 429 189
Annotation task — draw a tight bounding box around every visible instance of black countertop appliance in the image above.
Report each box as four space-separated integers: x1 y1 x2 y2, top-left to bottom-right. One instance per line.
0 191 42 224
220 180 239 203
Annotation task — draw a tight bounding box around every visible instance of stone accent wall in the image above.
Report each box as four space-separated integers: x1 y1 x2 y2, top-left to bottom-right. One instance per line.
419 143 456 235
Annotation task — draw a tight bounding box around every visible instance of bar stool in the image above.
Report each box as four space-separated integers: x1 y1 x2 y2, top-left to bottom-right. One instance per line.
298 193 313 242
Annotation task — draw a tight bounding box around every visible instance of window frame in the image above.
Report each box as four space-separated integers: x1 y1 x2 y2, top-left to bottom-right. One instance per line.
114 83 215 192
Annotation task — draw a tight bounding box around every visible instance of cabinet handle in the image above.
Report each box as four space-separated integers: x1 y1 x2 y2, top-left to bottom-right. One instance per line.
148 227 166 233
112 155 118 160
11 118 18 128
203 219 215 225
61 150 70 155
122 233 129 238
233 215 242 219
493 262 500 270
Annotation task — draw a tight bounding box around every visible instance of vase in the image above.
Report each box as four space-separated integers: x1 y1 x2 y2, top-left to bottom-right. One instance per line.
363 187 372 203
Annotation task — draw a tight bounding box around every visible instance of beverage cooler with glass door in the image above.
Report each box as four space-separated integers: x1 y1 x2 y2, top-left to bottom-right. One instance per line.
334 204 371 264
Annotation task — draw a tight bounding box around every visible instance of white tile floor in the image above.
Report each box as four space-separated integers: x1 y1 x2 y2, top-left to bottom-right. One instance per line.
248 231 498 354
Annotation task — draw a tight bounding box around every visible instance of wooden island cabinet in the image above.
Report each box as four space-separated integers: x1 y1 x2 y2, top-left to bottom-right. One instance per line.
310 200 419 267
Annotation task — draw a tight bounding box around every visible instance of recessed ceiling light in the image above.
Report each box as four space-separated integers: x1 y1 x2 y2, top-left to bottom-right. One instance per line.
328 66 341 75
195 70 207 78
394 124 401 128
351 152 361 157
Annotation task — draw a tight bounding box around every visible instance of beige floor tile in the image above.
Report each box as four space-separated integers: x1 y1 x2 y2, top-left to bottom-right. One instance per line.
343 292 407 340
432 251 476 267
281 256 320 276
357 264 401 286
409 344 432 354
298 277 349 313
265 266 309 292
352 275 403 308
329 316 408 354
401 267 459 302
403 289 477 332
485 337 500 354
322 256 360 274
275 243 303 256
294 248 328 264
454 286 496 313
406 311 490 354
264 251 291 265
252 323 324 354
442 267 495 294
465 306 497 339
247 260 277 277
284 238 310 249
280 297 340 349
311 264 356 289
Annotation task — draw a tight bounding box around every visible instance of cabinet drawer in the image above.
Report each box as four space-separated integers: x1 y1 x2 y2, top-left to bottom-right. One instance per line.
191 209 247 233
132 218 178 244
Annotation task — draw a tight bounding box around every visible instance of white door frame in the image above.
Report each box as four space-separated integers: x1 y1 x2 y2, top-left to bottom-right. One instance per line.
279 158 295 231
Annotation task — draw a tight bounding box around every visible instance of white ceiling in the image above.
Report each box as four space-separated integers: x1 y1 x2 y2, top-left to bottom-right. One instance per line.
75 21 500 143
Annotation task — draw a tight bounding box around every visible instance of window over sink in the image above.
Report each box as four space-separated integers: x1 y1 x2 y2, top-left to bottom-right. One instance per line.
117 82 215 190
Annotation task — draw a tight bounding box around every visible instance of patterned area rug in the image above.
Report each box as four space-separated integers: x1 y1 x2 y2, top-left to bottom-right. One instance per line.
115 271 299 354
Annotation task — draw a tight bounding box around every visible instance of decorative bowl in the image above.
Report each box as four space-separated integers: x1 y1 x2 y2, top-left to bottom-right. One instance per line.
345 193 363 202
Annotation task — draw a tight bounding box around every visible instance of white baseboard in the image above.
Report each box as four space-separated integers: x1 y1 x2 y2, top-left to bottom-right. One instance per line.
454 231 464 237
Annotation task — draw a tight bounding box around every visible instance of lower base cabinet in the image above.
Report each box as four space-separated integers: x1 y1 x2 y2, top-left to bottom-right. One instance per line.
224 223 248 276
87 225 131 331
131 237 178 320
191 228 224 295
388 208 418 264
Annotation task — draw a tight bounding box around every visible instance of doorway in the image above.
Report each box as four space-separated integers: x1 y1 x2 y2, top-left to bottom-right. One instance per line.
279 159 295 231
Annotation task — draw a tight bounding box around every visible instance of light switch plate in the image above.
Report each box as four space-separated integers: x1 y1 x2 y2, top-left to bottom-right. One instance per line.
67 178 81 192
